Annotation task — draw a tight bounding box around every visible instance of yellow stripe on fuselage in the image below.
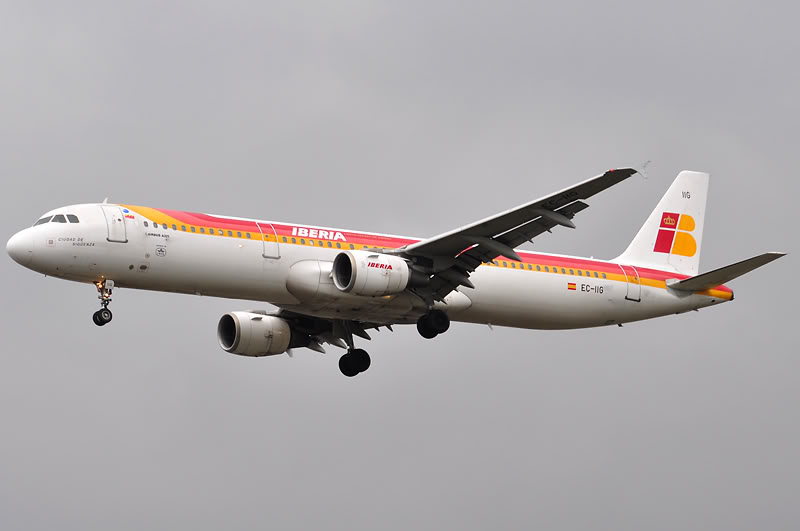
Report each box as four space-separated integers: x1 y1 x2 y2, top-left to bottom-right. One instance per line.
122 204 732 301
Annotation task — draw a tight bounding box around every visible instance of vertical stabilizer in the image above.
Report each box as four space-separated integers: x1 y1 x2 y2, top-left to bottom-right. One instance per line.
614 171 709 276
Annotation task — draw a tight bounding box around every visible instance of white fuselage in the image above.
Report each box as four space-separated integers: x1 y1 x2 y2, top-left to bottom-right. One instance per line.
7 203 732 330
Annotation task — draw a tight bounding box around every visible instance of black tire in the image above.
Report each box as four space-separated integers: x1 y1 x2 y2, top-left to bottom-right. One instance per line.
417 318 438 339
352 349 371 373
338 353 359 377
428 310 450 334
92 311 105 327
98 308 113 324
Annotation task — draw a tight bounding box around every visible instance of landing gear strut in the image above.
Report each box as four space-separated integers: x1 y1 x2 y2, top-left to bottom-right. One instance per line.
92 280 114 326
338 348 371 377
417 310 450 339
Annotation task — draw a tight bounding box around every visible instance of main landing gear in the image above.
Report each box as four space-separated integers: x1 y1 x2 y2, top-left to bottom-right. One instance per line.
416 310 450 339
334 320 373 377
338 348 371 377
92 280 114 327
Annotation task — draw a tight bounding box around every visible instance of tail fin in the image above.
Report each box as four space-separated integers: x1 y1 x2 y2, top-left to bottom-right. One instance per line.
614 170 709 276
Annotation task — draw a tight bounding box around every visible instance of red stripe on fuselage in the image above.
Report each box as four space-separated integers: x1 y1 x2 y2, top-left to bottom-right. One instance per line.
148 207 731 294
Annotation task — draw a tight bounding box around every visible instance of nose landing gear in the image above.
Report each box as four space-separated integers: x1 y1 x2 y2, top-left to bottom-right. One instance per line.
92 280 114 327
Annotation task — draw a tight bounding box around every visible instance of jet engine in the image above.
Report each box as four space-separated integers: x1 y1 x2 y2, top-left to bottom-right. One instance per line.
217 312 292 357
332 250 415 297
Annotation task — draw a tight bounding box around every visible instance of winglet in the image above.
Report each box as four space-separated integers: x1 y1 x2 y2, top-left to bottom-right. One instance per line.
668 252 786 292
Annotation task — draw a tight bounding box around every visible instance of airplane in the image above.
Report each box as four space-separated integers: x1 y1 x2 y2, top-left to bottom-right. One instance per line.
6 168 785 377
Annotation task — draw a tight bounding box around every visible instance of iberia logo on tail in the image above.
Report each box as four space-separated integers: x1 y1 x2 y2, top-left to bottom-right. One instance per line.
653 212 697 257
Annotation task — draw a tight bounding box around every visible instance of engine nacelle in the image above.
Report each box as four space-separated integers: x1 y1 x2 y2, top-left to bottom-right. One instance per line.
217 312 291 357
332 250 410 296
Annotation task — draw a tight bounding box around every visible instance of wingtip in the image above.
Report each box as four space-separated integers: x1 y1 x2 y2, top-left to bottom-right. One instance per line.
608 167 638 176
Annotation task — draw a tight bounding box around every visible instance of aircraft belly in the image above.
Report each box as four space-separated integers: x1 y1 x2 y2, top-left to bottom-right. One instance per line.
454 266 714 330
456 267 615 329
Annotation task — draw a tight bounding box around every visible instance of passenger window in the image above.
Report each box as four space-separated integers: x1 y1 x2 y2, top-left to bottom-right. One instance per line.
544 266 549 272
578 270 582 276
349 244 354 249
67 215 79 223
594 272 598 278
536 265 541 271
282 236 287 243
602 273 607 279
510 262 515 268
52 214 67 223
327 241 332 247
246 233 251 239
200 227 205 234
309 240 315 246
181 225 186 231
209 229 215 235
570 269 574 275
291 237 296 243
300 239 305 244
561 268 566 274
228 231 233 236
144 221 149 227
162 223 167 229
191 227 196 232
237 232 242 238
337 243 341 248
319 241 323 246
34 216 52 226
172 224 177 230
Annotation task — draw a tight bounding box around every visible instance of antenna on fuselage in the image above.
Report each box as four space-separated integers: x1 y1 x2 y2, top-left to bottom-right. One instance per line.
102 197 109 204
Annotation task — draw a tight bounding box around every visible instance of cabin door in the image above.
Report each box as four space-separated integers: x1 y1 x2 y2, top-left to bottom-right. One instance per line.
257 222 280 259
617 264 642 302
99 206 128 243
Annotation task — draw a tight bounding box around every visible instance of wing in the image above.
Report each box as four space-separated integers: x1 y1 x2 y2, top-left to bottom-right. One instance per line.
270 309 390 353
396 168 638 302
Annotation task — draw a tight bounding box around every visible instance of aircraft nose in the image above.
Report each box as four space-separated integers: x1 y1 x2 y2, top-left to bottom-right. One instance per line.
7 230 33 266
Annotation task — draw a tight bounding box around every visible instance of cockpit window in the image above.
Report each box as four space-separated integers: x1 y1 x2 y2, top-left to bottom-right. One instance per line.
66 215 79 223
51 214 67 223
34 216 52 226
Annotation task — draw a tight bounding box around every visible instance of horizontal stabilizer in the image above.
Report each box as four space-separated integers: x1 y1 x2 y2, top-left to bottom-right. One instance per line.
668 252 786 292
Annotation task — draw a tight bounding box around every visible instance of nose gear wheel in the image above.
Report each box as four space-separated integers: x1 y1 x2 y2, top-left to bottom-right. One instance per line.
92 280 115 326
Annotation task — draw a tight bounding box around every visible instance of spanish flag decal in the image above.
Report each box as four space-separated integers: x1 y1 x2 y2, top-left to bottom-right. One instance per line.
568 282 577 290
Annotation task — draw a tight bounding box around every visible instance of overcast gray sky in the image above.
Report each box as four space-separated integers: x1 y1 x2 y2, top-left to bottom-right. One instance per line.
1 1 797 530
